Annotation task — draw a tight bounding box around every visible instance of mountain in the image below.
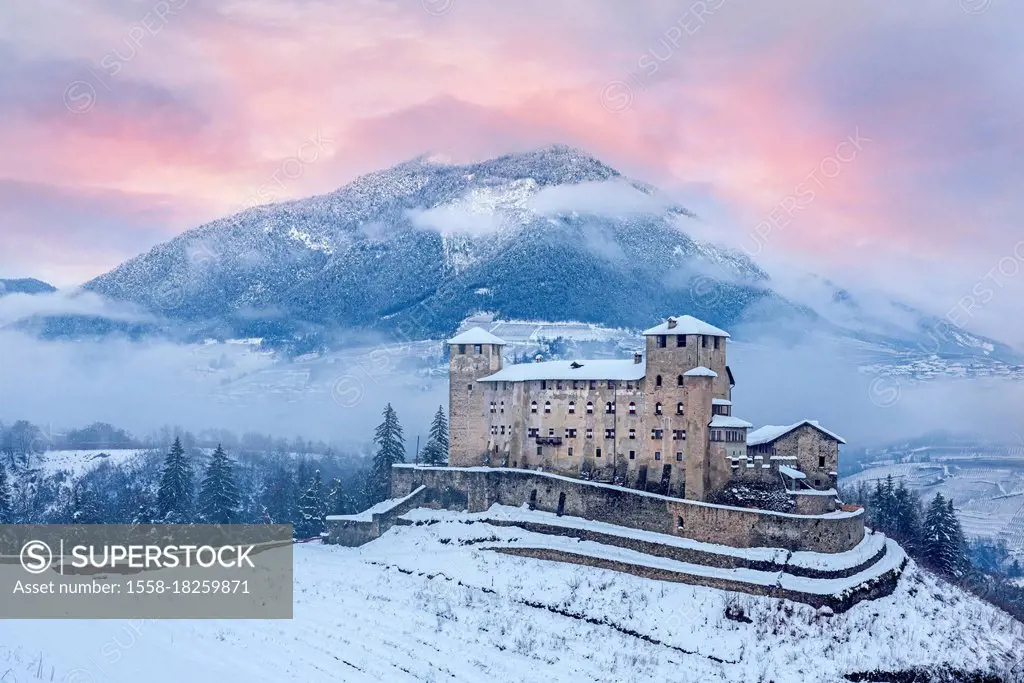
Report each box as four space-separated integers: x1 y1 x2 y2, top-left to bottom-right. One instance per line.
0 278 55 296
82 146 1019 364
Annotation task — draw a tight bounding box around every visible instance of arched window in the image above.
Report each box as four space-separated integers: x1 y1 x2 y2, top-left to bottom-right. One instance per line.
605 402 615 414
655 375 663 387
544 401 552 414
568 401 576 414
530 401 538 414
628 402 636 415
586 402 594 414
677 374 684 387
676 401 684 415
655 402 663 415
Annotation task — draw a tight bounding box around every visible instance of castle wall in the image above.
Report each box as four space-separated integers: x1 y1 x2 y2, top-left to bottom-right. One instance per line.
764 425 840 489
391 466 864 553
449 343 503 466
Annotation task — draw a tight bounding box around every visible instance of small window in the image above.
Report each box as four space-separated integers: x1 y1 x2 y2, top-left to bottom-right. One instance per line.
655 375 663 387
568 447 574 456
605 402 615 414
605 428 615 439
626 381 633 389
530 401 538 414
655 402 663 416
568 401 576 414
556 381 563 390
677 515 684 529
586 428 593 439
500 401 505 414
675 452 683 462
629 450 636 460
815 478 821 486
677 335 686 347
500 425 506 435
819 456 826 468
608 380 616 390
676 402 684 415
701 335 708 348
458 344 466 354
657 335 667 348
596 448 602 458
651 429 663 440
654 451 662 461
541 380 548 390
628 402 636 415
544 401 552 414
565 428 577 438
673 429 685 441
548 428 555 437
586 402 594 414
467 383 473 391
490 402 496 414
528 427 539 437
589 380 597 390
714 337 720 350
473 344 482 354
628 428 636 440
537 446 543 456
677 374 684 387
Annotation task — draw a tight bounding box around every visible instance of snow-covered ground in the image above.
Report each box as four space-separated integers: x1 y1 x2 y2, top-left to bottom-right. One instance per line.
35 449 150 477
1 515 1020 683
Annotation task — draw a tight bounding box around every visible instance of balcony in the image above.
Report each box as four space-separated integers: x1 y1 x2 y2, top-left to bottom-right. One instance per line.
535 436 563 446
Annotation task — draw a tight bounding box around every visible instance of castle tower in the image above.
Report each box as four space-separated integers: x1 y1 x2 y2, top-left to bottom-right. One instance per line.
446 327 505 466
682 366 716 501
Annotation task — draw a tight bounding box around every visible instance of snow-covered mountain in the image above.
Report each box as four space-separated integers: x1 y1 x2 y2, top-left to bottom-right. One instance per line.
78 146 1018 365
0 277 55 296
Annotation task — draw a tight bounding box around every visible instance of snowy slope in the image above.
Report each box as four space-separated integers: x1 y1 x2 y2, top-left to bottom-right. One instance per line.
2 517 1020 683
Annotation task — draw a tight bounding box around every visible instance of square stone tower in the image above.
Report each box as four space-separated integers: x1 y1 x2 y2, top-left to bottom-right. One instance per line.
447 327 506 466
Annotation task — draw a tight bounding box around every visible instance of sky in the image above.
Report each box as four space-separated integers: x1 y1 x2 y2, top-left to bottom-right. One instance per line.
1 0 1022 344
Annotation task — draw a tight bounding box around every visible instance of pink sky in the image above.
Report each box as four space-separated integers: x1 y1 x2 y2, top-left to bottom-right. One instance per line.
1 0 1021 340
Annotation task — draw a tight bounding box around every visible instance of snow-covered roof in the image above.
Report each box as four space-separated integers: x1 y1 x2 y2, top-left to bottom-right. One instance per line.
778 465 807 480
746 420 847 446
711 398 732 406
683 366 718 378
642 315 730 338
447 327 506 346
478 359 646 383
709 415 753 428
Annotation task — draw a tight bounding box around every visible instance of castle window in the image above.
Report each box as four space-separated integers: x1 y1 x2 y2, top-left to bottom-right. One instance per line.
548 428 555 437
605 402 615 414
628 428 636 440
651 429 663 440
655 402 663 415
473 344 482 354
565 428 577 438
596 448 602 458
490 402 497 414
541 380 548 390
677 515 684 528
815 478 821 486
528 427 539 437
607 380 616 390
701 335 708 348
604 428 615 439
556 381 563 390
629 450 636 460
714 337 720 350
710 429 722 441
676 335 686 347
819 456 826 468
654 451 662 461
544 401 552 414
500 401 505 414
675 452 683 462
586 402 594 414
626 381 633 389
673 429 686 441
676 402 684 415
586 428 593 439
677 374 684 387
458 344 466 354
503 382 509 390
628 402 636 415
530 401 538 414
589 380 597 390
657 335 667 348
568 401 576 414
467 383 473 392
655 375 663 387
500 425 506 435
537 446 543 456
568 447 574 456
490 426 497 435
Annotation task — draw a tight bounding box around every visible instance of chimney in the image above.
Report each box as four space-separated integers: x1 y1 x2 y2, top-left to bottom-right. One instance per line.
633 352 642 364
667 316 677 330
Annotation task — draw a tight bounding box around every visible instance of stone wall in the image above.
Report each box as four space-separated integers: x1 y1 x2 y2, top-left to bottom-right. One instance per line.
325 486 429 546
791 490 839 515
391 465 864 553
768 424 840 489
449 343 503 466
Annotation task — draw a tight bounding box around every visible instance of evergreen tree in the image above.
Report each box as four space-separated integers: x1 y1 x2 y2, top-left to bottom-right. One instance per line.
890 482 922 551
328 477 358 516
420 405 449 466
922 493 969 577
296 470 326 538
0 463 13 523
156 437 194 523
365 404 406 504
198 445 241 524
69 482 101 524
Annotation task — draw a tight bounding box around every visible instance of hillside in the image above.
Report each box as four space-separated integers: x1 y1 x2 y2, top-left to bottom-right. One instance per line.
0 277 55 296
1 516 1020 683
79 146 1018 365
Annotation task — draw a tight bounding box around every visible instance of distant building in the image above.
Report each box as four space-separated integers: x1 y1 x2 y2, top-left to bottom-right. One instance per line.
446 315 844 504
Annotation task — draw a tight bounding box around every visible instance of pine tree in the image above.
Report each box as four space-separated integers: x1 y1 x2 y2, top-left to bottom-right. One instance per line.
328 477 358 516
922 493 969 577
890 482 922 551
156 437 194 523
420 405 449 466
69 483 101 524
365 404 406 504
198 444 240 524
296 470 326 538
0 463 13 523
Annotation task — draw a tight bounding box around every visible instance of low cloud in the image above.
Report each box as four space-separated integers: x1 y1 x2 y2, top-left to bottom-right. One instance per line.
0 290 151 326
529 180 671 217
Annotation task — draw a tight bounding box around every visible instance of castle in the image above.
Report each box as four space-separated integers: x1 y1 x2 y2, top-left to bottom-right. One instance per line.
447 315 845 510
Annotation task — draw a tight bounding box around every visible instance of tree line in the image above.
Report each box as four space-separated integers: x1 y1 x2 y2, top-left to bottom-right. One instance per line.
0 404 450 540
